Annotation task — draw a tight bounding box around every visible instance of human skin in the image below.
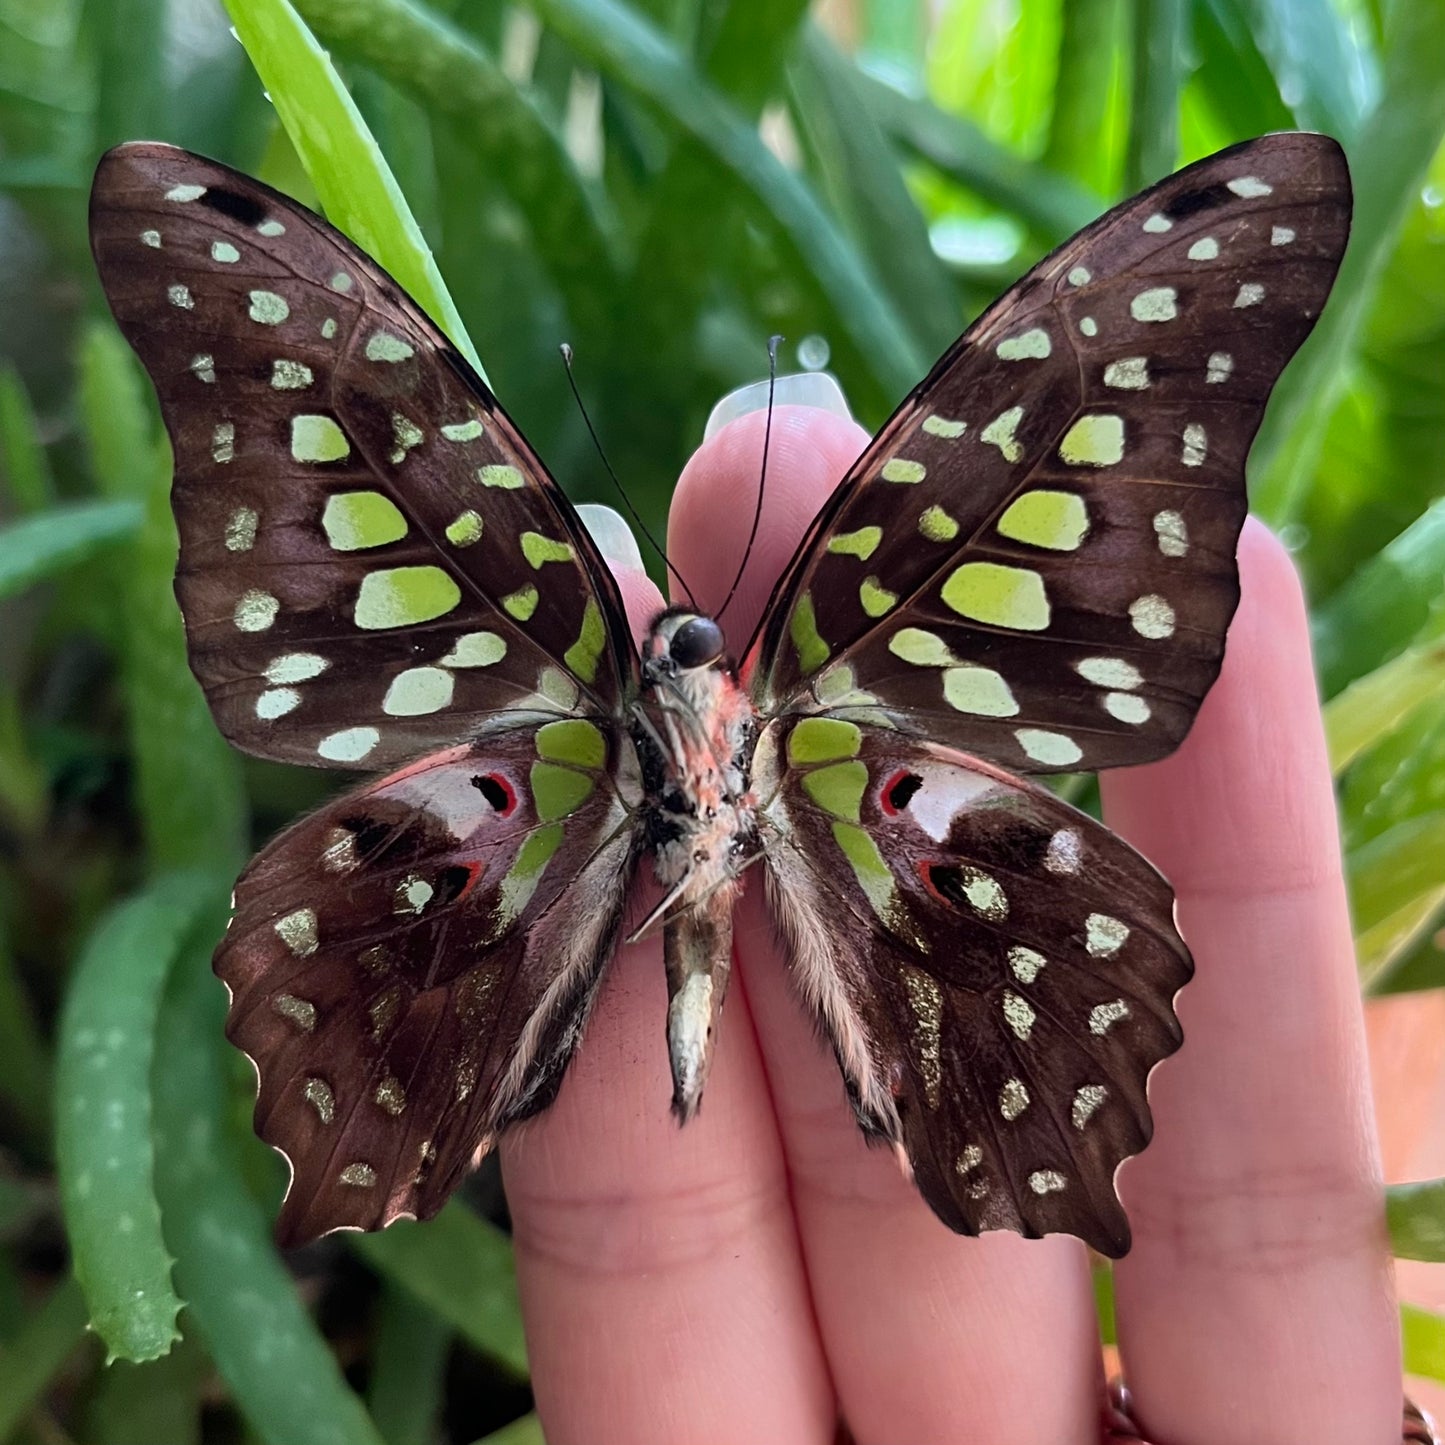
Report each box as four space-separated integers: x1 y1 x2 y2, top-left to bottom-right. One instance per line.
499 405 1402 1445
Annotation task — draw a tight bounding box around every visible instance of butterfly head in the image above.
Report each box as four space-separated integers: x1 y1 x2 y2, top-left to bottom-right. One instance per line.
643 608 729 681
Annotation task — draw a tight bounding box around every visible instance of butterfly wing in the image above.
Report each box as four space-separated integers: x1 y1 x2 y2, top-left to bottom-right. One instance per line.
90 142 635 771
218 719 638 1245
745 133 1350 775
758 716 1190 1256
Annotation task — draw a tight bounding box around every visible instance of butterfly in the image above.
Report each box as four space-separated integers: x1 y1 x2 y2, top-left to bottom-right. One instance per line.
89 132 1350 1255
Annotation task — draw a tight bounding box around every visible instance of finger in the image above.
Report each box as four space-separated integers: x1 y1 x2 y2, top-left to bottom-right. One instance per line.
671 407 1104 1444
503 557 834 1445
1102 519 1400 1442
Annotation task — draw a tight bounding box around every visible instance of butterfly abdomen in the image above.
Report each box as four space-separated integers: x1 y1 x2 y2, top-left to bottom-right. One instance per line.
633 609 760 1119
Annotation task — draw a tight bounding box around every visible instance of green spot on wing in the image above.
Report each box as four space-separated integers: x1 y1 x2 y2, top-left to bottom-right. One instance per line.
521 532 576 568
322 491 408 551
502 586 539 620
536 718 606 769
563 598 606 683
918 505 959 542
787 717 861 764
354 566 461 630
831 820 900 926
495 821 564 932
826 526 882 560
529 762 595 821
789 592 829 674
859 576 898 617
445 510 483 546
802 761 868 822
478 464 524 489
291 414 350 463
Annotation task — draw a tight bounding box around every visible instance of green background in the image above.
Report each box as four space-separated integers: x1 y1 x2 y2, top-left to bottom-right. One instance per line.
2 0 1444 1439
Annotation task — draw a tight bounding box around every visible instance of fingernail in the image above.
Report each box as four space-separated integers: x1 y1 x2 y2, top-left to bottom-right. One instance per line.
577 503 644 572
703 372 852 441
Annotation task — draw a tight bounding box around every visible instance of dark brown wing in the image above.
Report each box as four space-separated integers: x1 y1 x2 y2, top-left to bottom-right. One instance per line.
759 716 1191 1256
90 142 636 772
746 133 1350 775
217 719 638 1244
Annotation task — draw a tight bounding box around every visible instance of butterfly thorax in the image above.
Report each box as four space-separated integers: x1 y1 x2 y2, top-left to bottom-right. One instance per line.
631 608 758 1120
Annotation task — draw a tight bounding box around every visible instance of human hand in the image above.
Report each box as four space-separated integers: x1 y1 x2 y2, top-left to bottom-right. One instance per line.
500 403 1401 1445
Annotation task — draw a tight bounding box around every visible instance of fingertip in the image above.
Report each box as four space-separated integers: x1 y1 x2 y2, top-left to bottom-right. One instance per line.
668 406 870 639
613 563 666 648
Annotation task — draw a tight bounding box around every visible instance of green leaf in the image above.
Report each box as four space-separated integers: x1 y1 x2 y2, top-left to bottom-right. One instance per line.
526 0 923 396
55 872 222 1363
0 913 52 1156
1388 1179 1445 1262
77 323 248 876
289 0 619 342
0 1276 91 1439
367 1284 451 1445
82 1336 207 1445
1203 0 1372 140
352 1203 527 1376
472 1414 545 1445
0 499 143 602
788 25 959 356
153 941 389 1445
1402 1303 1445 1382
1044 0 1127 195
1314 498 1445 698
1125 0 1185 190
859 67 1101 241
0 364 55 513
1324 640 1445 773
1347 814 1445 985
221 0 486 377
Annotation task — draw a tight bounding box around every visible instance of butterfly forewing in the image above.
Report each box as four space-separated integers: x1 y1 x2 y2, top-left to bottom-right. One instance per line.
758 718 1191 1256
90 143 635 772
746 133 1350 776
218 721 638 1244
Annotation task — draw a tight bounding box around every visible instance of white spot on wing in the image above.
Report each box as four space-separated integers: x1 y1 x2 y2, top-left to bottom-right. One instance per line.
1129 594 1175 639
1043 830 1082 875
1234 282 1265 308
1227 175 1273 198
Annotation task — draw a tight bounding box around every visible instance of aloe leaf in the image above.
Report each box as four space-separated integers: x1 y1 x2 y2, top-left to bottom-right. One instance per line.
367 1284 451 1445
221 0 485 377
77 323 247 875
55 872 221 1362
153 941 388 1445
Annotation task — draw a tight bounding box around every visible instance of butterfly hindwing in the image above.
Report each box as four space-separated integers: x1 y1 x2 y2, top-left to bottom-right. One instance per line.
758 716 1191 1256
746 133 1350 776
217 720 638 1244
89 142 636 772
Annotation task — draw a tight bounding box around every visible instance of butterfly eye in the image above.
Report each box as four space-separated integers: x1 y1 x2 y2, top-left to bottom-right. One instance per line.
669 616 725 670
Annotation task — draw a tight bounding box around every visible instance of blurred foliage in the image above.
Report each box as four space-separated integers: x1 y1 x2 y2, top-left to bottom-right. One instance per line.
1 0 1444 1438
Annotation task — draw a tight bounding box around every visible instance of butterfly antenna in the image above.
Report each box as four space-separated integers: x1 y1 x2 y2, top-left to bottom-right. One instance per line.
715 334 782 627
559 344 697 608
